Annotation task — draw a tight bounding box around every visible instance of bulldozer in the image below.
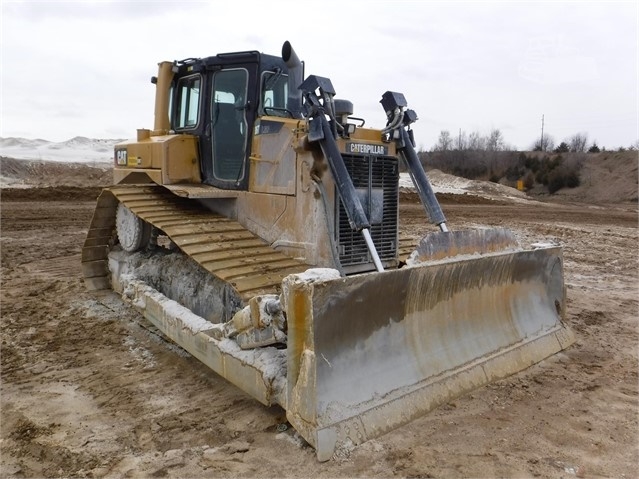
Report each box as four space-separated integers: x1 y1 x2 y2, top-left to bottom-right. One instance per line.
82 41 574 460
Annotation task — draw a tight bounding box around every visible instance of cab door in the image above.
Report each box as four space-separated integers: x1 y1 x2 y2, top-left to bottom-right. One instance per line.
200 66 257 190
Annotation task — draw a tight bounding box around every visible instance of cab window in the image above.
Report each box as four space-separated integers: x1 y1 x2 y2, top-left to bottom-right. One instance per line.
259 70 288 116
175 75 201 129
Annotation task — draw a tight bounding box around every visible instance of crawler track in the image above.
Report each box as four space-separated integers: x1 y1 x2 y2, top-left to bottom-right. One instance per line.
81 185 311 300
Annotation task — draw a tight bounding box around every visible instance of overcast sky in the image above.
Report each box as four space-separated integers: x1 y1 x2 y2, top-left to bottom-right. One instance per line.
1 0 637 150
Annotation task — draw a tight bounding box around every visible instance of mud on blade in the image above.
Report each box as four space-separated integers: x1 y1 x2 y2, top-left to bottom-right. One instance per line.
283 246 573 461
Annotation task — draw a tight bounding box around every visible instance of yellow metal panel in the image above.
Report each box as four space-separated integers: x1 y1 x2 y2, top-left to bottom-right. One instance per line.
113 134 201 185
164 135 201 184
125 140 162 168
113 168 160 184
249 118 300 195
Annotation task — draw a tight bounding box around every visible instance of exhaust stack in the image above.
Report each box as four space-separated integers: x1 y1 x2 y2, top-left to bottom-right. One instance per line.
152 61 174 136
282 41 304 118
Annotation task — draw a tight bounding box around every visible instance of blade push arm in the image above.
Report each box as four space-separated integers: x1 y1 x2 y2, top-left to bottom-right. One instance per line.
381 91 448 232
300 75 385 272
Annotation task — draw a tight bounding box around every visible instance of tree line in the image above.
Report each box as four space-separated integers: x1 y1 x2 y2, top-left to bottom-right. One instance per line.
418 128 637 194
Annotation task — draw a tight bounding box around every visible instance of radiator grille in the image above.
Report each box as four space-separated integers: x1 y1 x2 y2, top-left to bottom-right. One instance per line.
336 154 399 271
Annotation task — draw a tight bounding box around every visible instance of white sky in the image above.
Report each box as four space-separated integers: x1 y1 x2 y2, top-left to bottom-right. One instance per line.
1 0 637 150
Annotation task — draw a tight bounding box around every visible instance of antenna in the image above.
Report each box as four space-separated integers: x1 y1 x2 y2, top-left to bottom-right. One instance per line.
541 114 545 151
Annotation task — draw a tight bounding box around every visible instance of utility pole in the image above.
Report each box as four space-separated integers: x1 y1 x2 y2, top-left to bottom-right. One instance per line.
458 128 462 150
540 114 545 151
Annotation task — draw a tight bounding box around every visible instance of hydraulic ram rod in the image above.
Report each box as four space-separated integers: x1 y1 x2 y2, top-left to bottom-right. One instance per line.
313 114 385 272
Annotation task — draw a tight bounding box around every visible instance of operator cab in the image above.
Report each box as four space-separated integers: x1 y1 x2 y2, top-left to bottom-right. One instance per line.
169 50 299 190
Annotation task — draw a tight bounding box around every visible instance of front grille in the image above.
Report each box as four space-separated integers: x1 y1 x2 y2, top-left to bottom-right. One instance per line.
336 154 399 272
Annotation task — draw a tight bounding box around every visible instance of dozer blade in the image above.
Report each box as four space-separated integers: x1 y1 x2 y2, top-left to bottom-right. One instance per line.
407 227 520 262
282 245 573 461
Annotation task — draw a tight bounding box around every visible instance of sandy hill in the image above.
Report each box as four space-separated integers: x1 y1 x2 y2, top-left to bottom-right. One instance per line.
548 151 638 203
0 136 121 163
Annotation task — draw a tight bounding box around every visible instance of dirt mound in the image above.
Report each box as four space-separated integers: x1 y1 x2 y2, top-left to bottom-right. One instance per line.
1 186 103 202
533 151 638 204
579 151 637 202
429 169 529 199
0 156 112 188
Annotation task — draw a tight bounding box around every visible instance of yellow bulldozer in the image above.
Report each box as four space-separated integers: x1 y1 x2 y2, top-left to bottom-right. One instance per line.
82 41 574 460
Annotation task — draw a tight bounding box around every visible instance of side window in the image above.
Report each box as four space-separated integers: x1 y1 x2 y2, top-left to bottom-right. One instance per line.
260 70 288 116
175 75 201 129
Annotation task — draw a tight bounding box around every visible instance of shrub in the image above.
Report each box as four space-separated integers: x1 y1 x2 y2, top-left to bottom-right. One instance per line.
564 170 580 188
523 171 535 190
536 170 549 185
524 156 541 172
547 165 580 193
504 164 525 181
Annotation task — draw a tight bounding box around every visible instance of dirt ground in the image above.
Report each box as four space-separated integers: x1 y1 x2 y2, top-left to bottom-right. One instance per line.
1 160 637 478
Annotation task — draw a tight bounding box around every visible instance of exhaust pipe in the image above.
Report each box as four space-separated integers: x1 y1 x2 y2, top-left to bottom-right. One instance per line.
152 61 175 136
282 41 304 118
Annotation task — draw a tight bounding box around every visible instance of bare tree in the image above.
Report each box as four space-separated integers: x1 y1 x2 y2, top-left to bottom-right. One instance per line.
532 134 555 152
486 128 505 151
569 132 588 152
434 130 452 152
468 131 486 151
454 130 468 150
